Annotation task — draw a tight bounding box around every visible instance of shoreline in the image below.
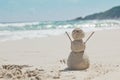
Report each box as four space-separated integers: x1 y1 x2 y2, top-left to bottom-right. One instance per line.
0 29 120 80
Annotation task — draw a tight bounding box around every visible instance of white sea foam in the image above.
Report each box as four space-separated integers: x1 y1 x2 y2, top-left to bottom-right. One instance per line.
0 29 73 41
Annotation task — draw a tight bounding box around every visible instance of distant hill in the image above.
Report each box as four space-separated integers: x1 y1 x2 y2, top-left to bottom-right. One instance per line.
74 6 120 20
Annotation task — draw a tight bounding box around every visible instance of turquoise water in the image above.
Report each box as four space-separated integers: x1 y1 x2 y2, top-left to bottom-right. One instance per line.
0 20 89 31
0 20 120 41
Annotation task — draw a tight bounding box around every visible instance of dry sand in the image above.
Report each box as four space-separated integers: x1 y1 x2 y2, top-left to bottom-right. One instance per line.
0 29 120 80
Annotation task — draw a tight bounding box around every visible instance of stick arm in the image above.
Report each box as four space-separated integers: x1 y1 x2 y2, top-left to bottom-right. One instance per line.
84 31 95 44
65 31 72 42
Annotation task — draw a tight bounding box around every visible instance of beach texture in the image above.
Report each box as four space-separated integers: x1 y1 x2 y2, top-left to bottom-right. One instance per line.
0 29 120 80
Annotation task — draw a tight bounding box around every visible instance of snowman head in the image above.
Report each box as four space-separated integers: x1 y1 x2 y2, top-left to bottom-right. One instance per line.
72 28 85 40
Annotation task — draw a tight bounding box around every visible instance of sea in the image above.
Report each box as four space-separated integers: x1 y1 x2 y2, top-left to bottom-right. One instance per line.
0 20 120 41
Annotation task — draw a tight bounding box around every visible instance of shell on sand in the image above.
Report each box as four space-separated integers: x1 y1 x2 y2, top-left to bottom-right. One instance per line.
67 51 90 70
72 28 85 40
71 40 85 52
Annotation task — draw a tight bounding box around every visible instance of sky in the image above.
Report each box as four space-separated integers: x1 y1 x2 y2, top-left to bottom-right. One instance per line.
0 0 120 22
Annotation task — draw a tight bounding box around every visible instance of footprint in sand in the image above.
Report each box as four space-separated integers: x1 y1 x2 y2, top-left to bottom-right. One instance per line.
59 59 66 64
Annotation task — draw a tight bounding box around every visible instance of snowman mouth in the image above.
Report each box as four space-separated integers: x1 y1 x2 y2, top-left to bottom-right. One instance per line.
75 34 79 37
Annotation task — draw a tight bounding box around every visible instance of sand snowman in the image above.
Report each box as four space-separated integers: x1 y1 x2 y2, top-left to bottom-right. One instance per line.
67 28 90 70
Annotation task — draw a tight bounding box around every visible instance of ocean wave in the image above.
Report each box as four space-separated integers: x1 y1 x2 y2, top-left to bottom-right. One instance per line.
0 20 120 31
0 20 120 41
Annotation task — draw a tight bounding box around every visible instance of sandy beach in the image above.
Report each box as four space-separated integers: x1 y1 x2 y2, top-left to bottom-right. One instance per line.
0 29 120 80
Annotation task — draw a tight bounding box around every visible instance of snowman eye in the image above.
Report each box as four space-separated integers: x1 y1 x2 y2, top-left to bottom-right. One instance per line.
76 31 79 33
73 30 76 32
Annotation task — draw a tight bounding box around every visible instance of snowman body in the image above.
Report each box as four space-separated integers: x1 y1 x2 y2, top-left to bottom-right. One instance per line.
67 28 89 70
71 40 85 52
